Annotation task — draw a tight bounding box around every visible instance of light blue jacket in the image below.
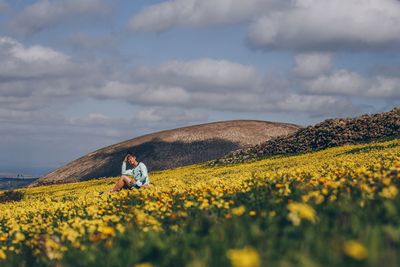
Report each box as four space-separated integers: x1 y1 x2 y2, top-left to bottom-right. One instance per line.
121 161 149 186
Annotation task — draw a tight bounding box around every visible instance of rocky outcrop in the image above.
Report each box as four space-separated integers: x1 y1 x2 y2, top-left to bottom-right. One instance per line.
210 107 400 166
29 120 300 187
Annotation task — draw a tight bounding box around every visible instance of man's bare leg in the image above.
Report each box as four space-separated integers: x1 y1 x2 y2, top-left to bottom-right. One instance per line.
101 175 133 194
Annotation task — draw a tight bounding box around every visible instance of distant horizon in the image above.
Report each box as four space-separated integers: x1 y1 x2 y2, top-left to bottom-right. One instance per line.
0 171 46 178
0 176 38 179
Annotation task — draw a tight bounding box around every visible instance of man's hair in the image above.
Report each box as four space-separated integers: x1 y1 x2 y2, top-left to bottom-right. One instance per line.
126 151 136 158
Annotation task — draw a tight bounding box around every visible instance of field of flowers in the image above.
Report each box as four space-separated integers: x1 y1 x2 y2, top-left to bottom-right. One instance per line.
1 137 400 267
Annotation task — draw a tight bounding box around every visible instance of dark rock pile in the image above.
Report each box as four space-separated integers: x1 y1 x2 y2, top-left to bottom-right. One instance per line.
210 107 400 166
0 190 24 203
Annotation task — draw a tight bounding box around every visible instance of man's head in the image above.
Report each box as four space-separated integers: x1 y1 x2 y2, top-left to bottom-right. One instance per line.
126 152 138 166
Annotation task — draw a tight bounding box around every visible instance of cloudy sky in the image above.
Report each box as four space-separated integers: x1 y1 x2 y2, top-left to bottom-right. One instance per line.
1 0 399 176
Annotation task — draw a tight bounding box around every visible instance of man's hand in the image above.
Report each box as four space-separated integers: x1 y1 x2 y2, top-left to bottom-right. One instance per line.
123 155 129 162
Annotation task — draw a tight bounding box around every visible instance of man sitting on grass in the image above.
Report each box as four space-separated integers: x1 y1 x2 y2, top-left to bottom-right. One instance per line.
102 151 150 194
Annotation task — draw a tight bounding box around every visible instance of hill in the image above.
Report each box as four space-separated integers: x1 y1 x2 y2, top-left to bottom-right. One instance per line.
210 107 400 165
29 120 300 187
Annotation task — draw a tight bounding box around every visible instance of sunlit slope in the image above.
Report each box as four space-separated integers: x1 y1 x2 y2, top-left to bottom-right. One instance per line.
0 137 400 266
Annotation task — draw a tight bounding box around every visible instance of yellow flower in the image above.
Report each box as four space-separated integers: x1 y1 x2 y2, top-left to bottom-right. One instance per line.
100 226 116 236
329 195 337 202
12 232 25 244
0 249 6 260
382 178 391 186
231 205 246 216
380 185 398 199
170 225 179 232
287 202 317 225
343 240 367 260
227 246 261 267
249 211 257 216
287 212 301 226
116 223 125 233
135 263 153 267
44 236 60 250
184 200 194 208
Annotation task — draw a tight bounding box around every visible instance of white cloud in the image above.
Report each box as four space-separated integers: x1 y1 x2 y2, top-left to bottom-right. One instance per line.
187 90 357 117
66 113 115 126
0 36 77 111
0 37 71 78
0 36 378 119
273 94 358 117
10 0 110 35
133 59 261 91
0 108 61 124
91 81 191 105
292 52 333 78
0 36 375 130
305 69 400 99
248 0 400 51
129 0 283 32
129 0 400 51
87 58 292 113
136 107 207 123
0 36 111 111
88 61 357 117
305 70 367 95
368 76 400 98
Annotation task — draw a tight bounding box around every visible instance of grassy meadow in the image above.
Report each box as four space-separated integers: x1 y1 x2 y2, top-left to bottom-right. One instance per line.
0 137 400 267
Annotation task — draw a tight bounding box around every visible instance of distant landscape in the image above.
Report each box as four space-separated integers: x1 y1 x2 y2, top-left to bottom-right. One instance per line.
0 177 38 191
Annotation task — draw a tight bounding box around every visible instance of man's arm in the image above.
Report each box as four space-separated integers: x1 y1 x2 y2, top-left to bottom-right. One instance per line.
137 163 148 183
121 161 134 176
141 163 148 178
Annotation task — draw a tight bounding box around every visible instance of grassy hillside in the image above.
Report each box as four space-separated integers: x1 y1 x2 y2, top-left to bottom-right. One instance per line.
1 138 400 266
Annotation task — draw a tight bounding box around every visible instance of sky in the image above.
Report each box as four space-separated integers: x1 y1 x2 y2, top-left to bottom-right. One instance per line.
0 0 399 176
